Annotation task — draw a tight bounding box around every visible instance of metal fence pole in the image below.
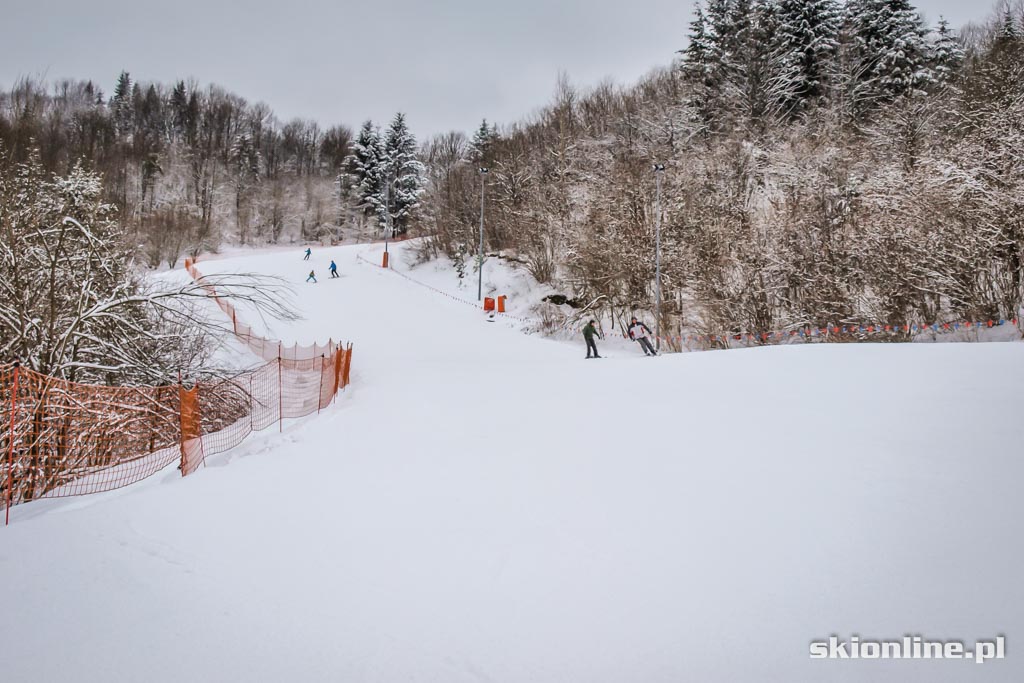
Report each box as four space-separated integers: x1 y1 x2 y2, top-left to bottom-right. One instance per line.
653 163 665 350
249 373 254 432
178 370 185 476
317 353 326 415
277 345 283 433
6 362 21 526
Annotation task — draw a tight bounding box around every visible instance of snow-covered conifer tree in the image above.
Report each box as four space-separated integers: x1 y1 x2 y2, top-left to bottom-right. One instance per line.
110 71 134 138
169 81 189 140
383 112 426 235
681 2 714 82
682 0 778 129
845 0 932 104
682 0 745 129
230 132 261 243
345 120 387 230
928 17 965 85
772 0 842 116
469 119 495 166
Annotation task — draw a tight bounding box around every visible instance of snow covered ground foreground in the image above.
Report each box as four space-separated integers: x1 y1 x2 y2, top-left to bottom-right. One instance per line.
2 242 1022 682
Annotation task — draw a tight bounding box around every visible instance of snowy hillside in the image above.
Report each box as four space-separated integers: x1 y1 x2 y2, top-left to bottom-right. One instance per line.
2 241 1022 682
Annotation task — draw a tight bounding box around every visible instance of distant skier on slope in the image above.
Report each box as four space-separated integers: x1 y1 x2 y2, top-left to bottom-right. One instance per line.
329 260 339 278
628 317 657 356
583 319 602 359
304 247 312 261
306 270 317 283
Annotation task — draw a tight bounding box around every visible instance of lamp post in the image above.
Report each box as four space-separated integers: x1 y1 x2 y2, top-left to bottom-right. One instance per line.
653 163 665 349
382 169 393 268
478 166 488 301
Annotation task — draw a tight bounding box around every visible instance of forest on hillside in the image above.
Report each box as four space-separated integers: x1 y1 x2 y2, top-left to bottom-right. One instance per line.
3 0 1024 384
0 74 426 270
421 0 1024 340
0 74 421 382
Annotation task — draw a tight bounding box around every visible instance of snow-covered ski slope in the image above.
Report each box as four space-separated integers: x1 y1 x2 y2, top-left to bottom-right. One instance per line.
3 241 1022 682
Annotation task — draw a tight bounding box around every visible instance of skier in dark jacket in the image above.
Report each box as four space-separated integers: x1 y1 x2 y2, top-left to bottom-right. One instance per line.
306 270 317 283
329 260 339 278
628 317 657 356
304 247 312 261
583 320 602 359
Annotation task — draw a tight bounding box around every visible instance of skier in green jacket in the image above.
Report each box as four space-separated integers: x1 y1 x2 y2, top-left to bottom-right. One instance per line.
583 320 602 359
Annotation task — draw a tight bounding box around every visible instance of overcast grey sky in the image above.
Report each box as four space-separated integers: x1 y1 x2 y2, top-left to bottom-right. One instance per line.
0 0 996 139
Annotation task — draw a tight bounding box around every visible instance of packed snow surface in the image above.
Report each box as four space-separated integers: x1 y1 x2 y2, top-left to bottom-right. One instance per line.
2 242 1022 682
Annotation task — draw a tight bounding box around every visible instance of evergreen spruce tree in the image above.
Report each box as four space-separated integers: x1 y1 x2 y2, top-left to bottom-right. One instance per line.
681 0 742 129
130 82 143 135
976 9 1024 104
383 112 426 235
681 2 714 83
845 0 932 105
140 85 162 140
772 0 842 116
998 8 1020 41
682 0 777 130
991 8 1023 61
230 133 261 242
170 81 189 140
110 71 133 137
928 17 965 84
469 119 495 166
704 0 735 95
345 120 387 229
733 0 778 126
184 91 200 145
680 2 718 125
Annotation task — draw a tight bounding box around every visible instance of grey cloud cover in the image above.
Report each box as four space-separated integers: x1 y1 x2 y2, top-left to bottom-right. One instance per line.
0 0 998 138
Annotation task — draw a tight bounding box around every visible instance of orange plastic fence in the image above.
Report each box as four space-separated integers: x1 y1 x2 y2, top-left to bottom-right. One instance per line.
0 363 182 518
1 349 351 521
1 260 353 522
185 258 342 361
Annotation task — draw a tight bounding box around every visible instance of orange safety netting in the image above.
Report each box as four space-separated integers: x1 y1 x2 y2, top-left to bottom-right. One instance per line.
185 258 341 361
0 349 352 521
1 259 353 523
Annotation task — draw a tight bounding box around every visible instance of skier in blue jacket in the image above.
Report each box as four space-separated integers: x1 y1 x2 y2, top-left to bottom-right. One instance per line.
329 260 339 278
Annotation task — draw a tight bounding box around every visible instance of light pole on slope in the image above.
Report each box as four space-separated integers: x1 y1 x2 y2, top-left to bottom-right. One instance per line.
478 166 488 301
382 170 393 268
653 163 665 350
